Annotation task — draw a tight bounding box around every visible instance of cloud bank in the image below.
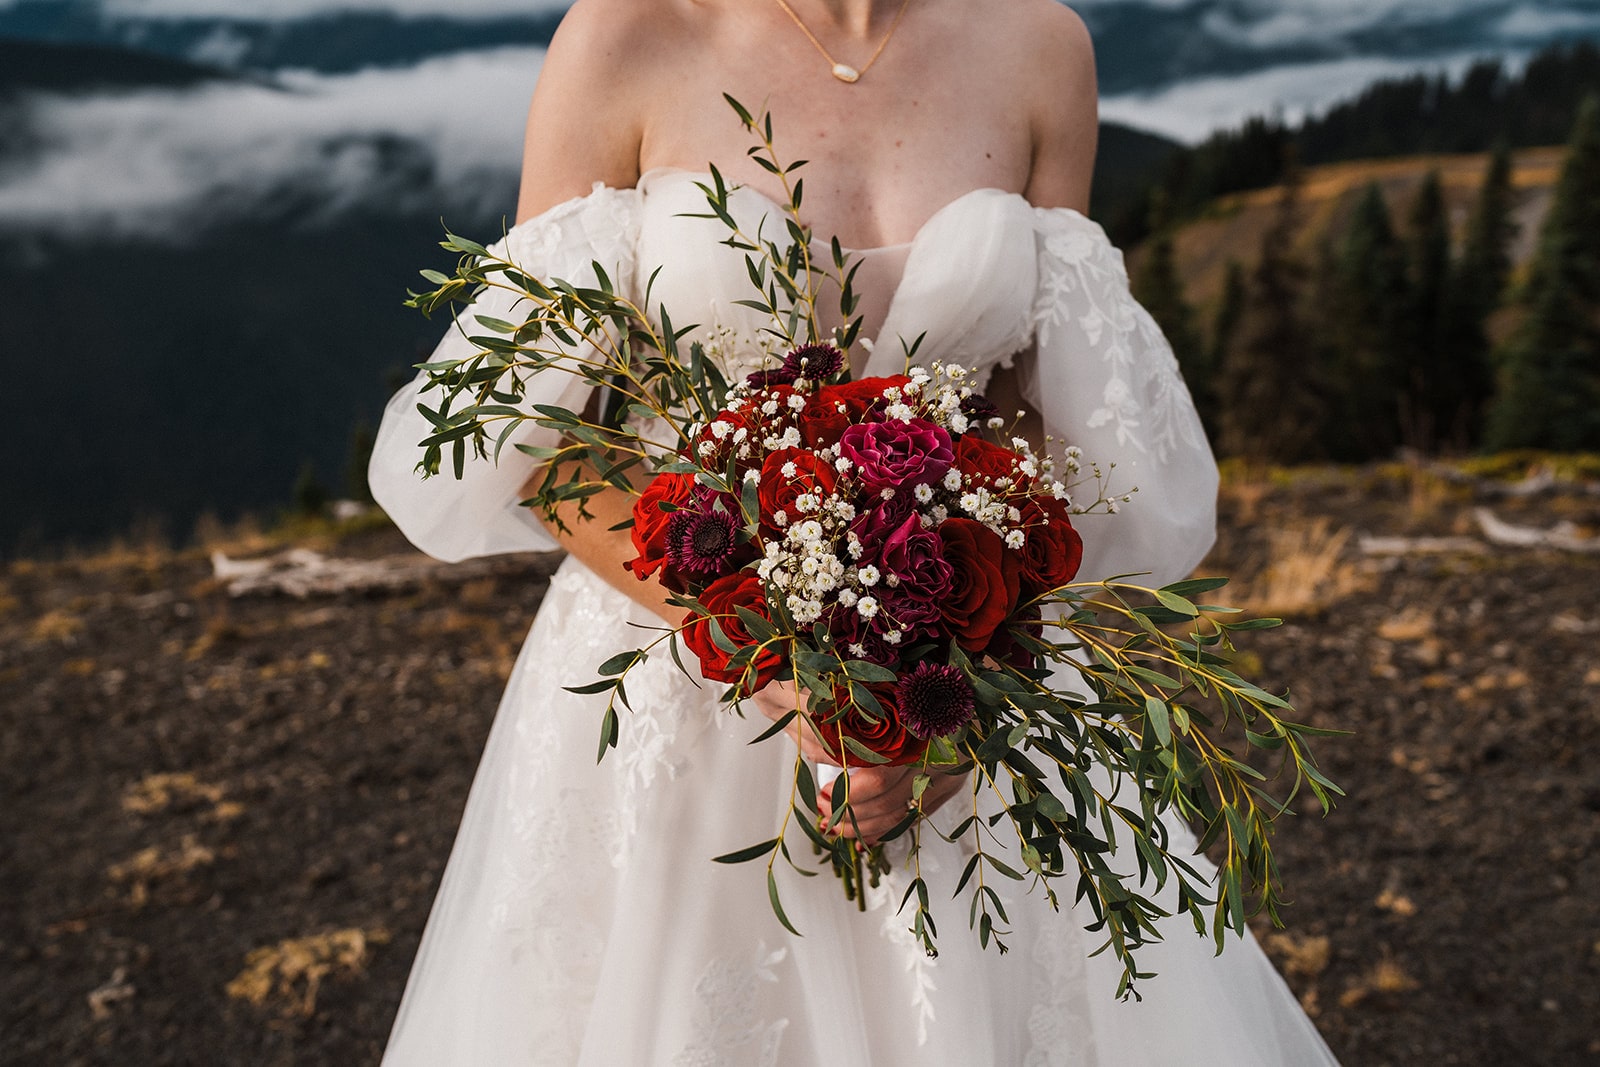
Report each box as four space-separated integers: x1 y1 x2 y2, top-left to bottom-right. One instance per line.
1099 49 1528 144
0 47 543 238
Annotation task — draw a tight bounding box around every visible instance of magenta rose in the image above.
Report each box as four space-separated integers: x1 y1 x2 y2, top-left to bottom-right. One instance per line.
838 419 955 493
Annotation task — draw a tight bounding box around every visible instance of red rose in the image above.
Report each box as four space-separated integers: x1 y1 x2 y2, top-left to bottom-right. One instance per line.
821 375 912 418
681 572 785 694
1018 495 1084 592
796 392 853 449
625 472 696 583
986 603 1043 671
954 434 1021 489
811 682 928 768
937 517 1023 651
757 448 838 539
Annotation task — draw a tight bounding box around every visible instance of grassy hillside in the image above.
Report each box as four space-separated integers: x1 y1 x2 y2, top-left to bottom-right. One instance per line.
1139 146 1566 314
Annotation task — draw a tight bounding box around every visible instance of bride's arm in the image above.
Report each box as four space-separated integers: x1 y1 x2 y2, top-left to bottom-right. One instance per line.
510 1 698 623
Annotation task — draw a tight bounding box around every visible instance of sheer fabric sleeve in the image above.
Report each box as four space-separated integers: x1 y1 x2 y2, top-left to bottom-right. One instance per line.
1021 208 1219 587
367 184 642 563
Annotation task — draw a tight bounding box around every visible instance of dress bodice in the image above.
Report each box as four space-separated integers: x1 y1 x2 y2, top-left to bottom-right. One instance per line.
633 168 1038 385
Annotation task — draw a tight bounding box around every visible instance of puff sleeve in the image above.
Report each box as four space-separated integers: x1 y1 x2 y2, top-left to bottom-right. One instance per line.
1022 209 1219 587
367 185 642 563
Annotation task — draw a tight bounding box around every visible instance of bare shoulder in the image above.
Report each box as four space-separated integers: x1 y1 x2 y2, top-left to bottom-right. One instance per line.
516 0 691 219
980 0 1098 211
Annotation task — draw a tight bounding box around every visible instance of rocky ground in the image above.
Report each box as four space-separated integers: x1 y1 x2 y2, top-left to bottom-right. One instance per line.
3 460 1599 1066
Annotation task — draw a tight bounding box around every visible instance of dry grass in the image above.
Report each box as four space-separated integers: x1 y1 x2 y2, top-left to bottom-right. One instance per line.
226 928 390 1018
106 835 218 907
1339 955 1420 1008
122 773 227 816
29 608 86 644
1264 932 1332 981
1229 519 1367 618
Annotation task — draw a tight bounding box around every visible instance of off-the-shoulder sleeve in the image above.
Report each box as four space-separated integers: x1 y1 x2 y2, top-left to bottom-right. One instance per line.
1021 208 1219 586
367 184 643 563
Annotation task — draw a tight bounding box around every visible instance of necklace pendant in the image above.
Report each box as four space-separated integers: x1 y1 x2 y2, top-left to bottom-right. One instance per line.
831 63 861 83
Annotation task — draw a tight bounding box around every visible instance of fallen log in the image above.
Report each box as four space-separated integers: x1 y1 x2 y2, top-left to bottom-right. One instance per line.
211 547 558 598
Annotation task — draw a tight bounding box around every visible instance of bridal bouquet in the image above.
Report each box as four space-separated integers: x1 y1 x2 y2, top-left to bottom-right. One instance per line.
403 97 1341 996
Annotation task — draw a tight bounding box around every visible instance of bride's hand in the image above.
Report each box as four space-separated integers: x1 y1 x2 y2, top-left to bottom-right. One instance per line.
817 764 970 846
749 679 843 766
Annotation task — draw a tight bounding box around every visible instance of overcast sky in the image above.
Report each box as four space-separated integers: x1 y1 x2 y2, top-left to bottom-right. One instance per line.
0 47 543 237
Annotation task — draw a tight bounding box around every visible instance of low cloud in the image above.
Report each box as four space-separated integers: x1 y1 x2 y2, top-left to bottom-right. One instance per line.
0 47 544 239
1494 5 1600 40
1100 49 1528 144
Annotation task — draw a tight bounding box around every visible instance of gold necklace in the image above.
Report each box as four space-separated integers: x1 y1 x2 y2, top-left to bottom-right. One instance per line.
772 0 913 84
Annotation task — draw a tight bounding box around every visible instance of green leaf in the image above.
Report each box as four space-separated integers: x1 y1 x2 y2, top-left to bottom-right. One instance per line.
596 706 619 763
597 650 643 676
1155 590 1200 617
768 869 802 936
842 737 891 765
1144 696 1172 747
1163 577 1230 598
713 837 781 865
750 709 798 746
564 678 620 696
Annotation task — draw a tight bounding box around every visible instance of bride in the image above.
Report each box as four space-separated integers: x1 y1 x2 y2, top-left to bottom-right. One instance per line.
368 0 1341 1063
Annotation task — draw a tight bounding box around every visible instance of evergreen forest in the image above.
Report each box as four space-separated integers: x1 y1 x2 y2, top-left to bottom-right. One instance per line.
1129 43 1600 462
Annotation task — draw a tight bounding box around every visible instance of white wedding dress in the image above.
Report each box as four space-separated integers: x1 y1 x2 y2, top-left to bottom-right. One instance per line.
368 168 1341 1066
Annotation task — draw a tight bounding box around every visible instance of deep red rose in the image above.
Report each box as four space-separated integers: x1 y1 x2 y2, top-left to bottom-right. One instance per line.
757 448 838 538
820 375 912 418
812 681 928 768
985 603 1044 671
681 572 785 694
625 472 696 583
796 393 853 449
1018 495 1084 592
937 517 1023 651
954 434 1021 489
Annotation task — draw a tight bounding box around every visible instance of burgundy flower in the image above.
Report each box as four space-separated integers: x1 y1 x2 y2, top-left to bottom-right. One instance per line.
781 342 846 382
825 603 896 666
838 418 955 493
665 508 741 578
960 392 1001 425
878 513 954 602
744 367 798 388
895 662 977 739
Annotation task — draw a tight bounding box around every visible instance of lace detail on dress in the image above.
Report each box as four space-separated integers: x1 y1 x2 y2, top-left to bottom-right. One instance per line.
504 182 641 284
867 857 939 1047
1023 920 1100 1067
1031 211 1205 466
671 943 791 1067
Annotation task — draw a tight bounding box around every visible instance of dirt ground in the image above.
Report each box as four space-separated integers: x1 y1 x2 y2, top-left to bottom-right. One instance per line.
3 461 1598 1066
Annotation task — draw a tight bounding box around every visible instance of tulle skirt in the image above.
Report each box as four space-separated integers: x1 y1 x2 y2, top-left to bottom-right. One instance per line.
381 556 1339 1066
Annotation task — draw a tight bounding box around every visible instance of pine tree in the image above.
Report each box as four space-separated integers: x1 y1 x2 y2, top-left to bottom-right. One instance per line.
1132 196 1210 436
1488 95 1600 451
1318 182 1409 459
1216 163 1325 462
1204 260 1246 441
1401 170 1454 450
1442 142 1516 446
